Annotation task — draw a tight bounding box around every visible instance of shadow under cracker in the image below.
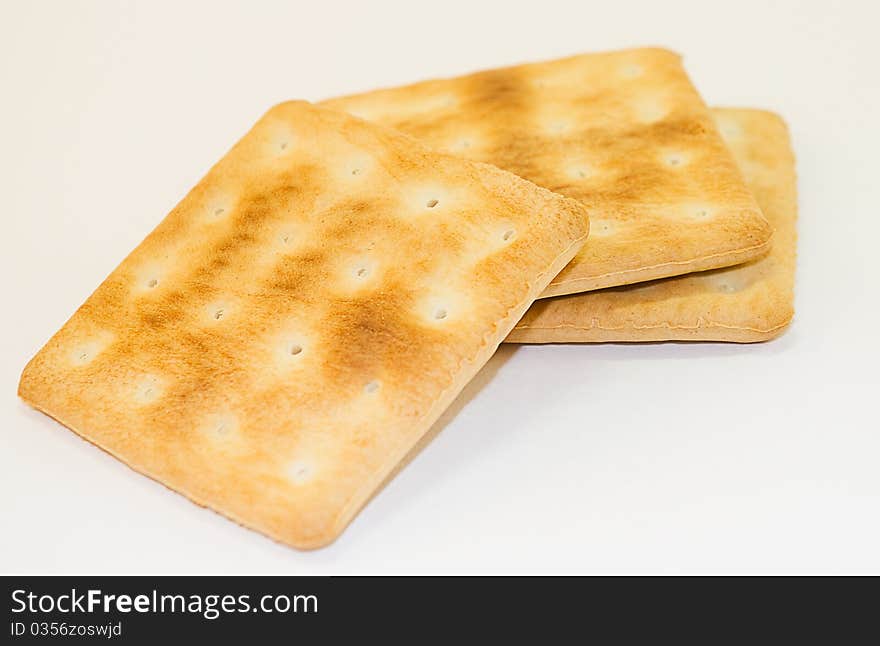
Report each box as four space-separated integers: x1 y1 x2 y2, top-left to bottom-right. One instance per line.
361 344 519 511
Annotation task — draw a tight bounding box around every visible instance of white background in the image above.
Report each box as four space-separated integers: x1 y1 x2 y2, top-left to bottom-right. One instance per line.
2 0 878 574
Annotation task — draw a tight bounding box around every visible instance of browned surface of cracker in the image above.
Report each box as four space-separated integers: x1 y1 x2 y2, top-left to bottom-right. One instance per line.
322 48 772 296
506 108 796 343
18 101 588 548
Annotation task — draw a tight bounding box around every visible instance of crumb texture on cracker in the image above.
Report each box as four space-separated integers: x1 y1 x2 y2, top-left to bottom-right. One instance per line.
322 48 772 295
18 101 588 548
506 108 797 344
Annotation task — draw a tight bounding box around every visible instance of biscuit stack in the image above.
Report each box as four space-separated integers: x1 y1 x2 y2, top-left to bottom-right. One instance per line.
19 48 797 548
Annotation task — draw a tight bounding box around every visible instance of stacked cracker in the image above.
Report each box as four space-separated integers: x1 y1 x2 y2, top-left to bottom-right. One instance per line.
19 49 796 548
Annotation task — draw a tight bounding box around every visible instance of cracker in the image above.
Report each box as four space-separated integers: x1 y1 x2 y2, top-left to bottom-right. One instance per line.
321 48 772 297
18 101 588 548
506 108 796 343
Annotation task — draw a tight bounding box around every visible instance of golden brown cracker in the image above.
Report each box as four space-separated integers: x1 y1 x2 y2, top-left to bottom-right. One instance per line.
506 108 796 343
322 48 772 297
18 101 589 548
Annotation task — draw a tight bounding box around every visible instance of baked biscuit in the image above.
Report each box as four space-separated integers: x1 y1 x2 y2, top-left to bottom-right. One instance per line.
19 101 589 548
322 48 772 296
506 108 796 343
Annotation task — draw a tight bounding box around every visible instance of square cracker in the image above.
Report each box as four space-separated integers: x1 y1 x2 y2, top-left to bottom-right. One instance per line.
18 101 588 549
321 48 772 297
506 108 796 343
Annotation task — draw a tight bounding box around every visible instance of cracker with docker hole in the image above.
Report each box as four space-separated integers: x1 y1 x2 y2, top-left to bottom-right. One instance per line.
322 48 772 297
506 108 796 343
18 101 589 548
